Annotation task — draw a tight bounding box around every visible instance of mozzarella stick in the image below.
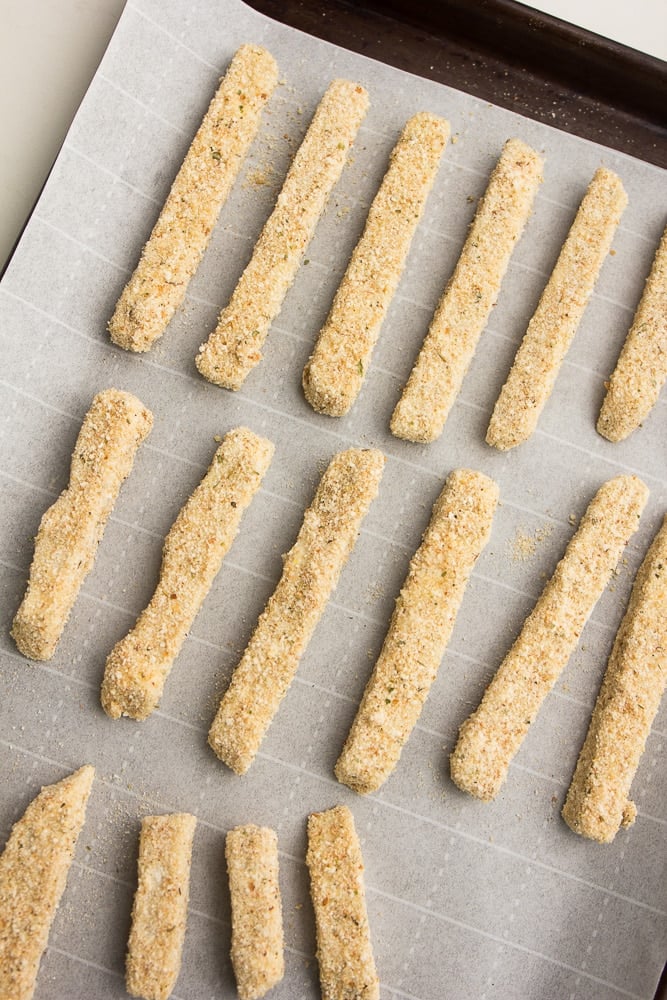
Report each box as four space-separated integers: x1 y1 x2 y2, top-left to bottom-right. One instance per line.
597 225 667 442
196 79 369 389
126 813 196 1000
306 805 379 1000
487 167 628 450
101 427 273 721
303 112 450 416
11 389 153 660
336 469 498 794
109 44 278 352
0 765 94 1000
450 475 648 801
208 448 384 774
390 138 543 443
226 825 284 1000
562 515 667 842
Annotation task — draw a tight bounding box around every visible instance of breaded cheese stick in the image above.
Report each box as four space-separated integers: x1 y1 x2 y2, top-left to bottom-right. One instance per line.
226 825 284 1000
11 389 153 660
126 813 196 1000
101 427 273 720
487 167 628 450
390 138 543 443
208 448 385 774
109 45 278 352
336 469 498 794
450 475 648 801
0 765 94 1000
306 805 379 1000
597 225 667 441
302 112 450 416
562 515 667 842
196 79 369 389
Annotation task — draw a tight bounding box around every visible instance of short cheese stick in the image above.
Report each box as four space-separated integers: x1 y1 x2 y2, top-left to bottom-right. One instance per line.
303 112 450 416
336 469 498 794
306 805 379 1000
101 427 273 720
126 813 196 1000
208 448 384 774
562 515 667 842
11 389 153 660
390 138 543 443
0 765 94 1000
487 167 628 450
109 44 278 352
450 475 648 801
226 825 284 1000
196 79 369 389
597 225 667 442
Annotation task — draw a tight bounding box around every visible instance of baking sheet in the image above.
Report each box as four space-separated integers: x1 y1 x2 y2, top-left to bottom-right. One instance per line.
1 1 666 997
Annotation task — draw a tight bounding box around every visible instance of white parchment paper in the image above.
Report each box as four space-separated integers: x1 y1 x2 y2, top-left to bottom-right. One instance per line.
1 1 666 997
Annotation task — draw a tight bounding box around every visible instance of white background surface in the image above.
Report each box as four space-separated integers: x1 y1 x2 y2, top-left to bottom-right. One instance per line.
1 0 665 270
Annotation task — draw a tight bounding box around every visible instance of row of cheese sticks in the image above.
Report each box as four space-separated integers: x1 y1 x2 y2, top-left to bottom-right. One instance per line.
11 389 667 842
107 45 667 445
0 767 377 1000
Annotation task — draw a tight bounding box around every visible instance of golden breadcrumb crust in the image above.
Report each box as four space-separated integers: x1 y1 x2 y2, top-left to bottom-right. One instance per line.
562 515 667 842
11 389 153 660
303 112 449 416
336 468 498 794
109 45 278 352
450 475 648 801
0 766 94 1000
390 137 543 443
487 167 627 450
101 427 273 720
208 448 385 774
226 825 284 999
196 79 369 389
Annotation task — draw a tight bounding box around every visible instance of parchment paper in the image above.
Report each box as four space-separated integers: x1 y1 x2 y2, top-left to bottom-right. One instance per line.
1 1 666 997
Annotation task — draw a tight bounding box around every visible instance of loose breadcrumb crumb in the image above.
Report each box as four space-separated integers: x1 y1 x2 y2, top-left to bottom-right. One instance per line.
306 805 379 1000
0 766 94 1000
450 475 648 801
226 825 284 999
487 167 628 450
195 79 369 389
597 225 667 441
11 389 153 660
303 112 449 416
109 45 278 352
126 813 196 1000
101 427 273 720
562 514 667 842
390 137 543 443
336 469 498 794
208 448 385 774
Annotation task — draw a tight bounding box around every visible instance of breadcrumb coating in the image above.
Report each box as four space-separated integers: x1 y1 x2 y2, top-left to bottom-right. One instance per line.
0 766 94 1000
562 515 667 842
226 825 284 999
101 427 273 720
450 475 648 801
597 225 667 441
11 389 153 660
303 112 449 416
336 469 498 794
306 805 379 1000
109 44 278 352
126 813 196 1000
196 79 369 389
208 448 385 774
487 167 627 450
390 137 542 443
